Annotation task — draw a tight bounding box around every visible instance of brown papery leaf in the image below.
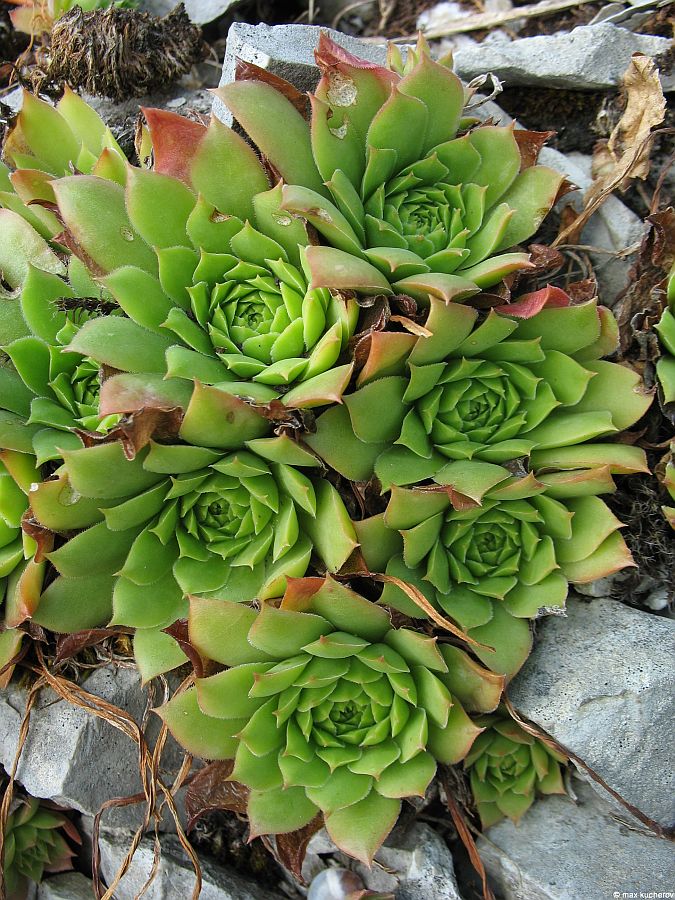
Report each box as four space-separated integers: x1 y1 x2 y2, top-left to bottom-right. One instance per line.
514 129 554 170
275 814 323 882
606 53 667 188
555 54 666 247
75 406 184 460
185 760 249 830
54 628 126 665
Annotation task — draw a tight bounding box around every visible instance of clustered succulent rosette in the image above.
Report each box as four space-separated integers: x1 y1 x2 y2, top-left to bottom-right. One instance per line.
0 32 656 862
3 796 80 899
38 106 358 405
159 577 504 862
464 712 566 827
306 288 652 486
217 35 565 301
27 384 357 679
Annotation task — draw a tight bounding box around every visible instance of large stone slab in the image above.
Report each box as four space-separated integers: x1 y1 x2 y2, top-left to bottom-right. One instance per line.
98 830 280 900
214 22 389 126
0 666 183 830
509 596 675 828
453 24 674 91
478 779 675 900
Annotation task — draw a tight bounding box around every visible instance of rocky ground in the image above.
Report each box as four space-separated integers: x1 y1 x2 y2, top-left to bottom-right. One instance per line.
0 3 673 899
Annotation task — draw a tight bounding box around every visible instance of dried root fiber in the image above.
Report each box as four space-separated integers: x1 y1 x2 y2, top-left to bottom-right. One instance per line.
42 3 206 99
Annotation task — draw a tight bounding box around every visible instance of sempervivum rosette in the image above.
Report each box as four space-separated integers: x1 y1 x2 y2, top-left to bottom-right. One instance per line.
358 456 645 676
464 712 566 827
27 386 357 679
217 35 565 300
305 288 653 489
158 576 504 863
0 247 123 465
44 108 358 407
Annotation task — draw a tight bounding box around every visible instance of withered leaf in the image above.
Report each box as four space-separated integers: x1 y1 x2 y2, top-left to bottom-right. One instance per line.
274 813 323 882
513 129 554 170
54 628 124 665
21 511 54 562
185 760 249 830
75 406 184 460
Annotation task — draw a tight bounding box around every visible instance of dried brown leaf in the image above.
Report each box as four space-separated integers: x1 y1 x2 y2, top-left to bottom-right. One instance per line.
54 628 125 665
75 406 184 460
274 814 323 882
185 761 249 830
606 53 667 188
514 129 554 169
554 55 666 248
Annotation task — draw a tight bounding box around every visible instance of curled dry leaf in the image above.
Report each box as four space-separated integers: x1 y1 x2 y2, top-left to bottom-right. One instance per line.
274 814 323 882
555 53 666 246
185 760 249 830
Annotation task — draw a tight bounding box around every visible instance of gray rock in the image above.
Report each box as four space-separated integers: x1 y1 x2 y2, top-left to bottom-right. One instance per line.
37 872 94 899
361 822 463 899
98 830 281 899
214 23 390 126
139 0 243 26
0 666 184 830
478 778 675 900
306 823 463 898
509 596 675 828
452 24 674 91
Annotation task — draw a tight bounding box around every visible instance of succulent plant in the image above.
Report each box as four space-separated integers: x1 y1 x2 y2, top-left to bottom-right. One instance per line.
305 288 652 489
0 252 124 465
464 712 566 827
35 108 357 404
0 450 46 687
159 576 504 863
6 0 136 36
1 89 126 239
357 452 646 676
217 35 565 301
28 393 358 677
3 796 79 899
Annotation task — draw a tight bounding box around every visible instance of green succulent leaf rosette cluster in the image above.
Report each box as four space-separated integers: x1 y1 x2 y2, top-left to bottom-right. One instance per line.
217 34 565 301
3 796 79 899
464 713 566 827
0 254 124 465
159 576 504 863
306 288 652 489
359 453 646 676
42 107 358 406
28 392 357 679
